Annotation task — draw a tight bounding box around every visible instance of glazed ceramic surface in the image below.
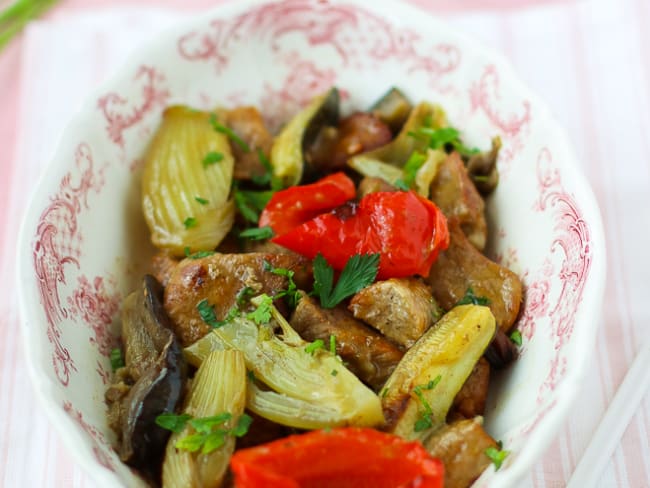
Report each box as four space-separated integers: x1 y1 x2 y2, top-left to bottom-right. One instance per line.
17 0 605 486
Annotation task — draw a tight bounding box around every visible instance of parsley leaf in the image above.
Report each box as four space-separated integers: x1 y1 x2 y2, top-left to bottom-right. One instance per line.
155 413 191 433
184 247 215 259
195 196 209 205
247 294 273 324
209 114 250 152
184 217 198 229
329 335 336 355
455 287 490 306
305 339 325 355
509 330 523 346
485 444 510 470
412 375 442 432
189 413 232 434
313 253 380 308
239 226 274 241
263 260 301 308
197 299 238 328
110 347 124 371
202 151 224 168
331 369 338 376
398 151 427 190
231 413 253 437
394 179 410 191
234 189 274 224
236 286 255 306
410 126 480 157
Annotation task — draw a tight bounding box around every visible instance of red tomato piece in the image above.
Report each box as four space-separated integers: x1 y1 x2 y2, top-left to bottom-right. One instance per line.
272 191 449 280
230 427 444 488
259 172 356 236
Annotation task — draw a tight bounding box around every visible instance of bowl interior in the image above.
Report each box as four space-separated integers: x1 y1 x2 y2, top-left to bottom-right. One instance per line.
18 1 605 486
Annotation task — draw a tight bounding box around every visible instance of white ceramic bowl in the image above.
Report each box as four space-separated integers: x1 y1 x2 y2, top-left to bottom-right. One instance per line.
17 0 605 486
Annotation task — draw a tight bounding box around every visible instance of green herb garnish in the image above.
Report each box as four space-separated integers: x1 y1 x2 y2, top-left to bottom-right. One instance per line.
395 151 427 190
410 126 479 158
251 149 282 190
209 114 250 152
263 260 301 308
239 226 275 241
155 413 192 433
196 299 220 328
313 253 380 308
329 335 336 355
455 287 490 306
412 375 442 432
331 369 338 376
195 196 209 205
509 330 523 346
485 443 510 470
184 217 198 229
0 0 59 53
110 347 124 371
234 189 274 224
247 294 273 324
184 247 215 259
202 151 224 168
305 339 325 355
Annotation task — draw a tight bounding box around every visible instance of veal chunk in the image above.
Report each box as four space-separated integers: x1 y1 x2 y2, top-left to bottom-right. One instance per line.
164 253 309 347
424 417 498 488
426 221 522 333
151 252 179 287
220 107 273 181
449 357 490 420
430 152 487 251
290 294 404 391
348 278 438 348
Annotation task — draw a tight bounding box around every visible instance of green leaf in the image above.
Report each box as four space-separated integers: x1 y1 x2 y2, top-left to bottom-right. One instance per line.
202 151 224 168
305 339 325 355
485 444 510 470
231 414 253 437
202 430 227 454
455 287 490 306
235 286 255 306
329 335 336 355
209 114 250 152
155 413 192 433
264 260 301 309
234 189 274 224
247 294 273 324
400 151 427 189
195 196 209 205
331 369 338 376
412 375 441 432
394 179 410 191
184 248 215 259
413 415 433 432
239 226 274 241
510 330 523 346
183 217 198 229
197 299 220 328
318 253 380 308
189 413 232 434
175 433 206 452
110 347 124 371
312 253 335 306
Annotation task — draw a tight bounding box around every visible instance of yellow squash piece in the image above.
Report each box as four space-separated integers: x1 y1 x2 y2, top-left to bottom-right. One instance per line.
142 106 235 256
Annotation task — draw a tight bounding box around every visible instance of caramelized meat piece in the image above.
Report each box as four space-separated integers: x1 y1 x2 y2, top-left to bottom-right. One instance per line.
306 112 392 172
151 252 179 287
348 278 438 348
164 253 310 346
424 417 498 488
449 358 490 420
220 106 273 181
426 221 522 333
290 293 403 390
357 176 397 198
430 152 487 250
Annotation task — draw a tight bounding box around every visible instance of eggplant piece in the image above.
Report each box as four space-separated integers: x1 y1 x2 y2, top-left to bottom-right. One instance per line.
370 87 413 134
381 305 496 441
347 102 446 186
429 152 488 251
270 88 339 187
424 417 498 488
466 136 501 195
107 275 187 482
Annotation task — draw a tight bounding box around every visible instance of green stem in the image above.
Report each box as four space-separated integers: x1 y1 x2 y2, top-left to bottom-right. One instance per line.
0 0 58 52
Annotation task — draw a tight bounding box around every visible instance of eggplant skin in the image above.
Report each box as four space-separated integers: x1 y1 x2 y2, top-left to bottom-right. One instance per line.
109 275 187 483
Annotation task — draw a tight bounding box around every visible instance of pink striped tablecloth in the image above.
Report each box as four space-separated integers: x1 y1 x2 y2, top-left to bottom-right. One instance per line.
1 0 649 486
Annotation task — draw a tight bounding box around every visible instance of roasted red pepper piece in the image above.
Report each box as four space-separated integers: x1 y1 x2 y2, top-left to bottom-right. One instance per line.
259 172 356 236
230 427 444 488
273 191 449 280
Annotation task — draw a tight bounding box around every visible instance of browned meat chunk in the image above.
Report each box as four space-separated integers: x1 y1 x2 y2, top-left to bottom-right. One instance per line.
424 417 498 488
348 278 438 348
357 176 397 198
151 252 179 287
220 107 273 181
305 112 392 172
290 293 404 390
164 253 309 346
426 221 522 333
449 358 490 420
430 152 487 250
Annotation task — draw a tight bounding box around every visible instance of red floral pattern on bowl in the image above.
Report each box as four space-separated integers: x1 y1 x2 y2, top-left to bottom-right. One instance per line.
17 1 605 487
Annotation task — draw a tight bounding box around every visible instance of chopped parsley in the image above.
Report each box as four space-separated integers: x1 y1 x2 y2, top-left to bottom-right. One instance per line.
394 151 427 191
412 375 442 432
239 226 274 241
246 294 273 324
195 196 209 205
263 260 301 308
485 442 510 470
305 339 325 355
234 189 274 224
202 151 224 168
313 253 380 308
331 369 338 376
183 217 198 229
410 126 479 158
156 412 253 455
236 286 255 306
251 149 282 190
455 287 490 306
184 247 215 259
197 299 238 328
247 370 256 382
509 330 523 346
329 335 336 355
110 347 124 371
209 114 250 152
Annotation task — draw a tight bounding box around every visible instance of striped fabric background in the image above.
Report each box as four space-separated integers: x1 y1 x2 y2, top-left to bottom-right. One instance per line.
1 0 648 486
